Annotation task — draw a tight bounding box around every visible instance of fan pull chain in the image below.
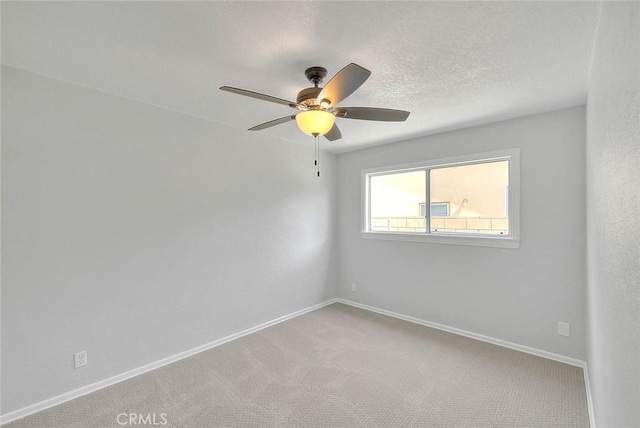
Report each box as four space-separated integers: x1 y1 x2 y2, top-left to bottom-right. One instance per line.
314 135 320 177
316 135 320 177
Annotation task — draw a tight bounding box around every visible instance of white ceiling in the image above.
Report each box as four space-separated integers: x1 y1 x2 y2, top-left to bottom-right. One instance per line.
2 1 601 153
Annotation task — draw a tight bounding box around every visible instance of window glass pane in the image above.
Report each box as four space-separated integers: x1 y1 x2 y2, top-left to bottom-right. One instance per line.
429 161 509 235
370 171 426 232
419 203 450 217
430 203 449 217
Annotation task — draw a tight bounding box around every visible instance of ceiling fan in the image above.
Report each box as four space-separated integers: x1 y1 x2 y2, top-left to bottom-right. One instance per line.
219 63 410 142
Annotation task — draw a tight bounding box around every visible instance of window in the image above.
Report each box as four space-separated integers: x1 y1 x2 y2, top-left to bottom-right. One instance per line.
362 149 520 248
419 202 450 217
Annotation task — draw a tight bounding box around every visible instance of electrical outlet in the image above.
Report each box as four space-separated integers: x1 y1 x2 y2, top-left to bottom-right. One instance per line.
558 322 571 337
74 350 87 369
351 283 357 292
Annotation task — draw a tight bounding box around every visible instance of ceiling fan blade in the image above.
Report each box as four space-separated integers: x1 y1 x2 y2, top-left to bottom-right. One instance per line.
248 115 297 131
324 123 342 141
334 107 410 122
220 86 304 110
317 63 371 106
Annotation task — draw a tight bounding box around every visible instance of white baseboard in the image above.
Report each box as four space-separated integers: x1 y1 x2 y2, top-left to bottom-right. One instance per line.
336 298 585 367
2 297 596 428
583 364 596 428
335 298 595 427
0 298 338 426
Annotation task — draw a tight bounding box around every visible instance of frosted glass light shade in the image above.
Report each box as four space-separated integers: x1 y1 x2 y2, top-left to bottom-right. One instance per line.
295 110 335 136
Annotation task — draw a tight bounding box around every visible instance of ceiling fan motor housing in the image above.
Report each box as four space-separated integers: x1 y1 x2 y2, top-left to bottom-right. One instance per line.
296 87 322 107
297 66 329 107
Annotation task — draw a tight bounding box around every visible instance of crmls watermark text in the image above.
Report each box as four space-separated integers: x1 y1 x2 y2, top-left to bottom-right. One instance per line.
117 413 168 426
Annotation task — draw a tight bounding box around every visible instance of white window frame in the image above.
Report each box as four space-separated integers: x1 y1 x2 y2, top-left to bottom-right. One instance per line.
361 149 520 249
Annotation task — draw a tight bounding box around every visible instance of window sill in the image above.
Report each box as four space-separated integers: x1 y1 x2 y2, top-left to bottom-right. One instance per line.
361 231 520 249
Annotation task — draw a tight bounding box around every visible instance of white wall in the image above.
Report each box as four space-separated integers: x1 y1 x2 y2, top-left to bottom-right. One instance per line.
586 2 640 426
0 66 338 414
338 107 586 360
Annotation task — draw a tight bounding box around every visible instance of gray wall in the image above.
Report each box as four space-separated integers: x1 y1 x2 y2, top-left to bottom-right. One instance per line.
0 66 338 414
586 2 640 426
338 107 586 360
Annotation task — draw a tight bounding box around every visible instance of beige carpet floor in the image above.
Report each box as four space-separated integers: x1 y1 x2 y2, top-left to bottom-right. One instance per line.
5 303 589 427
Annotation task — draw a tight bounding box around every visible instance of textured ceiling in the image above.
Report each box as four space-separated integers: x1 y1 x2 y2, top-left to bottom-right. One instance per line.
1 1 601 153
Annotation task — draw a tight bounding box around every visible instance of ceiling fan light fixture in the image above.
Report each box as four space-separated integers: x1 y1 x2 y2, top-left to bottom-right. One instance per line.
295 110 335 136
221 63 409 142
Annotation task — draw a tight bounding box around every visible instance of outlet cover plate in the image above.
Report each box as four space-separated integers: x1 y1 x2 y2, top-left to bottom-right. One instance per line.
558 322 570 337
74 350 87 368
